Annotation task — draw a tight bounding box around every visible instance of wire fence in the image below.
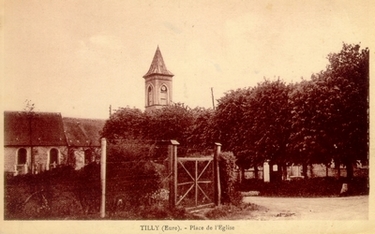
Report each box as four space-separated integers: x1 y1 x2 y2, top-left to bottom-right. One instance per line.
4 141 224 219
4 158 168 219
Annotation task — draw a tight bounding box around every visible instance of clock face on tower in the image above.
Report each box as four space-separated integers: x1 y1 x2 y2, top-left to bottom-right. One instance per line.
161 85 167 92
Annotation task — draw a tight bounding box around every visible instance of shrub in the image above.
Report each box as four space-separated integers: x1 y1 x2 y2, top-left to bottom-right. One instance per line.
219 152 243 206
105 141 162 214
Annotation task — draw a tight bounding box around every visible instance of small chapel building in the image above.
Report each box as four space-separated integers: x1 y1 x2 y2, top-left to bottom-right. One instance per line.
4 111 105 175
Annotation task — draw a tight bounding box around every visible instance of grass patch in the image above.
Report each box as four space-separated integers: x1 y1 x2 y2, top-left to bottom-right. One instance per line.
204 203 260 219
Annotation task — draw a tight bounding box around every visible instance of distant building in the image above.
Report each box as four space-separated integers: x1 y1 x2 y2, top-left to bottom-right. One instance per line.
4 111 105 175
143 46 174 110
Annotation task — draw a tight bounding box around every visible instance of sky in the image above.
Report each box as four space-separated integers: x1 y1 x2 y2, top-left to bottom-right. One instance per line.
2 0 373 119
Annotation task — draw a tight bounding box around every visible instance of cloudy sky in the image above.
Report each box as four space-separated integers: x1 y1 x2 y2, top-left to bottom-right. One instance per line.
2 0 373 119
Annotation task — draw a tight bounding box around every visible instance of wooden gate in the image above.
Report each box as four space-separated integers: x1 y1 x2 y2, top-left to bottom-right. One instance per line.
176 157 214 208
168 141 221 210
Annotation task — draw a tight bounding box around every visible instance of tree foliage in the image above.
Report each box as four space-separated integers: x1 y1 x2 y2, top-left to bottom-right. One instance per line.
288 43 368 178
214 43 368 180
101 107 144 143
215 79 291 170
101 43 368 180
101 103 216 157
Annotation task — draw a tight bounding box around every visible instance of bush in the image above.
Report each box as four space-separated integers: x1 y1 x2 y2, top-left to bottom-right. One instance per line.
219 152 243 206
105 141 162 215
4 160 163 219
4 166 83 219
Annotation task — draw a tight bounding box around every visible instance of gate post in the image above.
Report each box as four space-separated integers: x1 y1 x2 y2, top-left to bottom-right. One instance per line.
263 160 270 183
168 140 179 209
214 143 222 206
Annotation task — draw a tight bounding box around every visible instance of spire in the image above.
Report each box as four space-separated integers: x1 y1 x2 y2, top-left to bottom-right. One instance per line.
143 46 174 78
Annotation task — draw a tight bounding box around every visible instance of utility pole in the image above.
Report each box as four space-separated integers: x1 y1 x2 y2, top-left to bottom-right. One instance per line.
211 87 216 110
100 138 107 218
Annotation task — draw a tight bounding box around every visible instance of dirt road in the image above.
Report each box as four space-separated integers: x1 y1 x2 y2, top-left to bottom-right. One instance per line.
240 196 368 220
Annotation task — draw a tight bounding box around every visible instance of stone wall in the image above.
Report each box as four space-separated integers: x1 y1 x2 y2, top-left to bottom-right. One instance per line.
4 146 68 175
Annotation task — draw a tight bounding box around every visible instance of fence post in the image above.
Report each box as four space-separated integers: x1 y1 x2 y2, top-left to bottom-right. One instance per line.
168 140 179 209
214 142 222 206
100 138 107 218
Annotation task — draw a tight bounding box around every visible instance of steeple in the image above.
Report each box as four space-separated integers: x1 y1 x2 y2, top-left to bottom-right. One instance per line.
143 46 174 78
143 46 174 110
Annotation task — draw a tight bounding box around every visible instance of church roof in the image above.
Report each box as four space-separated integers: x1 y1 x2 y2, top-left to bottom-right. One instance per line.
4 111 106 147
4 111 67 146
62 117 106 147
143 46 174 78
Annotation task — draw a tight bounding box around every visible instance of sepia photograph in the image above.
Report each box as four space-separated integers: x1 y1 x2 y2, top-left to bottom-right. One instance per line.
1 0 373 233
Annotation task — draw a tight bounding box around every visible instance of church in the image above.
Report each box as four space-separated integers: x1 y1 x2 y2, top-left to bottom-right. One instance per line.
3 46 173 175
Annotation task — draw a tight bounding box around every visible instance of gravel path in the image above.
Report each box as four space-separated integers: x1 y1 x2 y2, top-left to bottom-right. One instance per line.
241 195 368 220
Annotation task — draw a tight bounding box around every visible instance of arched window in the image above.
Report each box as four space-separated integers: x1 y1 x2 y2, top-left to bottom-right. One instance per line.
160 85 168 105
49 148 59 169
148 86 153 106
17 148 27 165
84 149 93 164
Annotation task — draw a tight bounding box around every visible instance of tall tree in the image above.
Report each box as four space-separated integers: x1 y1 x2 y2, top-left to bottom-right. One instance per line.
288 43 369 179
288 79 332 177
101 107 145 143
248 79 292 180
187 107 216 154
143 103 195 154
314 43 369 179
214 87 254 168
215 79 292 181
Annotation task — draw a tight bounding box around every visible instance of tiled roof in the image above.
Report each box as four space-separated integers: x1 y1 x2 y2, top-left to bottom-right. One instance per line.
143 46 174 78
62 117 106 147
4 111 67 146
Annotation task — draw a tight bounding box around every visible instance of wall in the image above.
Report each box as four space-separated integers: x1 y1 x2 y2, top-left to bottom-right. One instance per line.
69 147 101 170
4 147 29 174
33 146 68 172
4 146 68 175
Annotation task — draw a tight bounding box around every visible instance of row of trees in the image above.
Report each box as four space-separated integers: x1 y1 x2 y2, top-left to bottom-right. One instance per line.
101 43 369 180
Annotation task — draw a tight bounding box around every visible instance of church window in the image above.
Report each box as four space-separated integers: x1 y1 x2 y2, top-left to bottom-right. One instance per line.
84 149 93 164
148 86 153 106
49 148 59 169
160 85 168 105
17 148 27 165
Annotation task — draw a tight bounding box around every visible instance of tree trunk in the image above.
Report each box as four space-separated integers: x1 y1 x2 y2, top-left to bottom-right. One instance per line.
302 163 308 179
254 165 259 180
238 166 245 184
336 159 341 179
309 164 314 178
282 163 287 181
241 167 245 182
345 161 353 180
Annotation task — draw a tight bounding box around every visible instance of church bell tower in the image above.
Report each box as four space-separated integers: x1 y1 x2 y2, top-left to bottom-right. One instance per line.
143 46 174 111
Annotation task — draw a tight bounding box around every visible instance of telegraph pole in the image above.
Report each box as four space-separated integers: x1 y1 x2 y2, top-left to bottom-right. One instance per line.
211 87 216 110
100 138 107 218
